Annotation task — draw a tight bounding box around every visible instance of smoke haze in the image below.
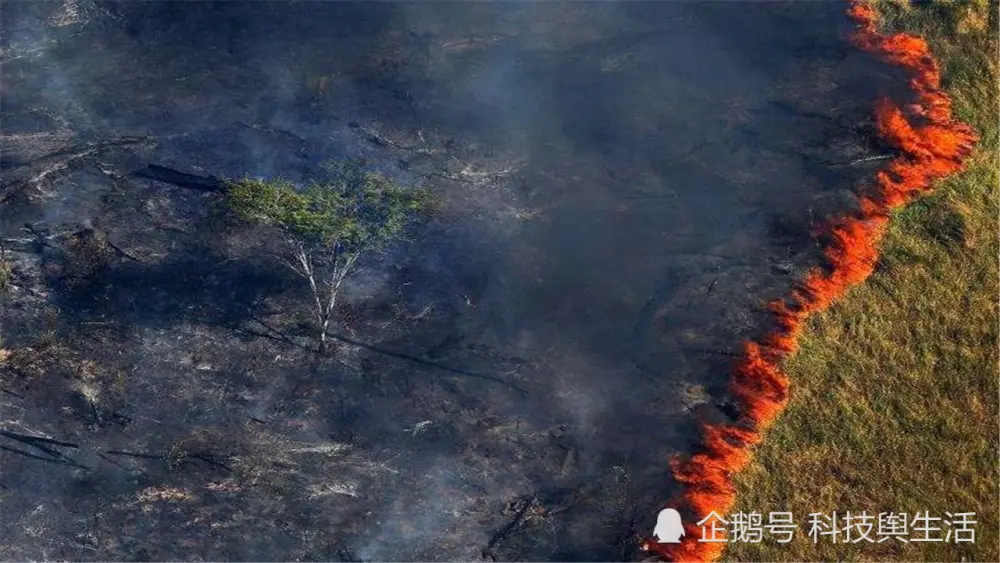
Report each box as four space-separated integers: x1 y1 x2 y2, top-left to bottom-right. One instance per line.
1 1 904 560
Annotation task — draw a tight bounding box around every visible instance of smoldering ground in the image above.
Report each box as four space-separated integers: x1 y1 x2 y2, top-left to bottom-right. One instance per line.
1 1 907 560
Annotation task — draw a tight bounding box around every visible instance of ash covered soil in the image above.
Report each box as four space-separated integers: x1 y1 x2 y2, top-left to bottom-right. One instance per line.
1 1 906 560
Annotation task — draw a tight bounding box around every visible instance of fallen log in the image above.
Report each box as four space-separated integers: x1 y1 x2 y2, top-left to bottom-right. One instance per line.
131 164 223 192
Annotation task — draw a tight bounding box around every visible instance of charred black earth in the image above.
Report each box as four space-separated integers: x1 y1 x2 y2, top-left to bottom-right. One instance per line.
1 1 905 561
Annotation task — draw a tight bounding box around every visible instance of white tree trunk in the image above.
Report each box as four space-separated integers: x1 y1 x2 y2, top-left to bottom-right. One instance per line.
283 240 363 355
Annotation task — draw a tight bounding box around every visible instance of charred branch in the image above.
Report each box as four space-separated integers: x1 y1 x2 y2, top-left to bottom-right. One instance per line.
327 331 529 397
0 136 154 204
0 445 88 469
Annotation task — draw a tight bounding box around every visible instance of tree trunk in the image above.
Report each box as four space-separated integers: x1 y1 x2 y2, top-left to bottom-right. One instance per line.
317 329 328 355
318 312 333 355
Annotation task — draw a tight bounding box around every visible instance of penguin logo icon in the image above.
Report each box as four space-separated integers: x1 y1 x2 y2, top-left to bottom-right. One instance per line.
653 508 685 543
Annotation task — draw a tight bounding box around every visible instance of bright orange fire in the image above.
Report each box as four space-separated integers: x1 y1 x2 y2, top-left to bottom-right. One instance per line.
645 2 977 561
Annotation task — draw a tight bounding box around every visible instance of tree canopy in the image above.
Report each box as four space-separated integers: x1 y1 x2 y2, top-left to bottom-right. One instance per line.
225 159 430 254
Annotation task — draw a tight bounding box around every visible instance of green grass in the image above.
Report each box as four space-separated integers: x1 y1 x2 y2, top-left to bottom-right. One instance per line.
726 2 998 561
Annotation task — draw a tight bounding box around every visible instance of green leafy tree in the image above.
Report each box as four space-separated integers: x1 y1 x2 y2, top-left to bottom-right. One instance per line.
225 160 430 353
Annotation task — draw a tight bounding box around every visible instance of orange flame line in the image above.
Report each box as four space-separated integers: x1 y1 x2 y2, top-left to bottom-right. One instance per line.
645 2 978 561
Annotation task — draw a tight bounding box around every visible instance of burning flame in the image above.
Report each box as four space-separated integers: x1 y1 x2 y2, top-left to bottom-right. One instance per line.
645 2 978 561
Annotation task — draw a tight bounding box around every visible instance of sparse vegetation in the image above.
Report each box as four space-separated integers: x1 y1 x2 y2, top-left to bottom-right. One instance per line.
63 227 114 280
727 2 998 561
225 159 431 353
0 245 12 294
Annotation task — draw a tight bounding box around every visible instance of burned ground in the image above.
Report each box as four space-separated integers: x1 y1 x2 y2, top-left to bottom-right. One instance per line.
1 1 905 560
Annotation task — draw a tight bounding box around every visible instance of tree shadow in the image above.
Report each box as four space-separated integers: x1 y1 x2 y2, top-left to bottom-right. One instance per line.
51 244 293 333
